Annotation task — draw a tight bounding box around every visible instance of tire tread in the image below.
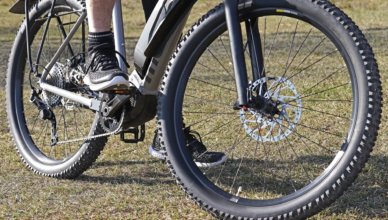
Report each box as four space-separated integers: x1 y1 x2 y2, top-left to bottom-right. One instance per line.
157 0 382 219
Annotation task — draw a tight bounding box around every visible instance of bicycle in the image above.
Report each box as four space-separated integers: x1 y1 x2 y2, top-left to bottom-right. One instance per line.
6 0 382 219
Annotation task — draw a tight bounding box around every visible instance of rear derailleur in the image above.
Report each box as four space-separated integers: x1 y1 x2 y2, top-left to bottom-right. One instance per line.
30 88 58 146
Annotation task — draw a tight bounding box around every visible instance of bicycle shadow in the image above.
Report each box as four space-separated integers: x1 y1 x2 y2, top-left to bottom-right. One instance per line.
76 159 175 186
90 160 158 168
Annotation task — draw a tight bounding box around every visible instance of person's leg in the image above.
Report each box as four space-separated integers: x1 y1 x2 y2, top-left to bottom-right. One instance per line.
141 0 159 21
84 0 130 91
86 0 116 32
142 0 227 166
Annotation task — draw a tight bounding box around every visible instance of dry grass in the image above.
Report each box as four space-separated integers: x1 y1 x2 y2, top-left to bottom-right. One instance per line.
0 0 387 219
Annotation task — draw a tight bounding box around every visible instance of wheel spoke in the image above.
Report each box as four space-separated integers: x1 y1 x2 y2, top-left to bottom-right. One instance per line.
206 48 235 81
189 77 234 91
270 19 300 93
184 107 235 128
200 122 246 164
35 120 49 145
295 122 345 138
286 102 351 120
268 122 297 192
25 112 40 126
219 35 232 65
261 16 283 77
299 82 351 100
187 116 241 145
278 121 313 182
301 99 353 102
198 114 257 164
184 94 233 107
196 61 234 81
255 120 277 199
229 134 254 194
299 65 346 97
215 128 251 185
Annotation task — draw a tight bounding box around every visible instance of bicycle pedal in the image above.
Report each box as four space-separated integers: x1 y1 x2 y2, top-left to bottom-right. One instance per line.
100 88 136 117
119 124 145 143
115 90 131 94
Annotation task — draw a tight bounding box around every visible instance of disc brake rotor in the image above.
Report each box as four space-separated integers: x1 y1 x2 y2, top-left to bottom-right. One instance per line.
42 62 65 107
240 77 302 142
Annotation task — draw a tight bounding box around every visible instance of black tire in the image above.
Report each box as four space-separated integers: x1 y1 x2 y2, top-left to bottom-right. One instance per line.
158 0 382 219
6 0 107 179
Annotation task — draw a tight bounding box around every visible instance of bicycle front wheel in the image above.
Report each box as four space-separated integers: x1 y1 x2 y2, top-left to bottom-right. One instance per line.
158 0 382 219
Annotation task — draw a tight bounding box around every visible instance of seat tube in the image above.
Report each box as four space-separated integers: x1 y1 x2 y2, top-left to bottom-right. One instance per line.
112 0 127 72
223 0 248 106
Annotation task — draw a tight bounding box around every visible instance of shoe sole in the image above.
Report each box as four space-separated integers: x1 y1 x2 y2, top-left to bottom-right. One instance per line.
194 155 227 168
148 145 227 168
149 144 165 160
88 76 130 91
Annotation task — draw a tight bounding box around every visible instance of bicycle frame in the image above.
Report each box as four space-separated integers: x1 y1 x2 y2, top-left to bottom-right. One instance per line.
18 0 263 111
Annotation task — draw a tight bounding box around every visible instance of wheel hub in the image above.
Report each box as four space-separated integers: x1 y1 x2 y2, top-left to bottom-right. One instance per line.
240 77 302 142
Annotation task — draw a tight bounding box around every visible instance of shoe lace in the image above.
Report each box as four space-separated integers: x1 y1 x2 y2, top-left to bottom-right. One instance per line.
184 127 206 152
85 43 130 74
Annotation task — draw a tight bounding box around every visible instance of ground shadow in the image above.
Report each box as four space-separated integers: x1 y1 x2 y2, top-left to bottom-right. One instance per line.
76 159 174 186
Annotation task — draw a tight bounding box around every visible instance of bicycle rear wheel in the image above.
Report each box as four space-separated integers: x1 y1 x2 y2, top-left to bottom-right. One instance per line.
6 0 107 178
158 0 381 219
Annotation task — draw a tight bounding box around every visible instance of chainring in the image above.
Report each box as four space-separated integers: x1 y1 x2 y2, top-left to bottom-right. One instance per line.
98 93 126 133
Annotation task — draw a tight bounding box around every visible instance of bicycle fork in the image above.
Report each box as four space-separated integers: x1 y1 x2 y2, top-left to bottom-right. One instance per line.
224 0 266 107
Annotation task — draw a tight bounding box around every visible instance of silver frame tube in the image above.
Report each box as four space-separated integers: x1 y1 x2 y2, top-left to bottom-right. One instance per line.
38 0 192 109
112 0 127 72
40 82 100 111
41 10 87 81
38 9 100 111
38 3 127 111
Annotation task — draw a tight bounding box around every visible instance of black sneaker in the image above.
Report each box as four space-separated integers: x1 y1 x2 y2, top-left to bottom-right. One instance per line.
149 128 227 167
84 42 130 91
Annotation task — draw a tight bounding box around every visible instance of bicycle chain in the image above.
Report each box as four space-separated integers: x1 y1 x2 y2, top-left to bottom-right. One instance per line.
56 94 126 145
55 125 121 145
56 108 125 145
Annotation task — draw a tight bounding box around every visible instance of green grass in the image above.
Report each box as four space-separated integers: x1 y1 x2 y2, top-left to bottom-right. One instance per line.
1 0 388 219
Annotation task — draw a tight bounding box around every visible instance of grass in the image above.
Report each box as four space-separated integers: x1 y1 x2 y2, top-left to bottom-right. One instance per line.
0 0 388 219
